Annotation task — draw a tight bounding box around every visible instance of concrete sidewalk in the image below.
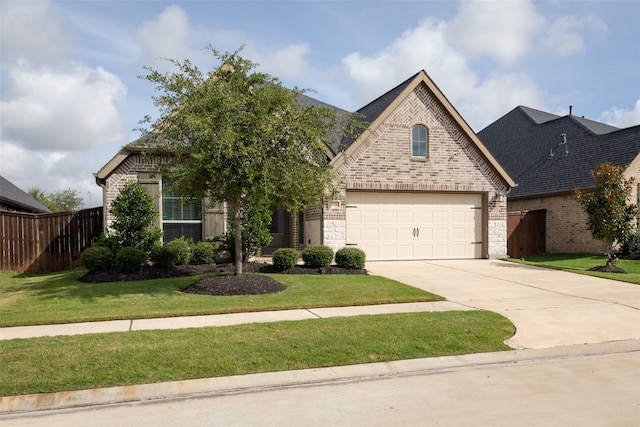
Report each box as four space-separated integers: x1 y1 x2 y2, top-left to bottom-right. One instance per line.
0 301 469 340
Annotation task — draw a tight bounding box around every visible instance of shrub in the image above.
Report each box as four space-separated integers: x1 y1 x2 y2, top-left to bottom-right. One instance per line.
622 231 640 256
335 247 366 269
272 248 299 272
108 181 163 254
167 237 192 265
81 246 113 271
150 245 178 268
191 241 216 264
302 245 334 268
115 247 148 273
151 238 192 267
214 202 272 262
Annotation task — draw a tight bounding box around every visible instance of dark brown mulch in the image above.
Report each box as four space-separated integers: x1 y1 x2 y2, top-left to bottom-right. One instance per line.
588 264 627 274
78 262 367 296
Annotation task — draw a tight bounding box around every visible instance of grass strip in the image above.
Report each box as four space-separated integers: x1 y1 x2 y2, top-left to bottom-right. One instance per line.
0 271 442 327
506 253 640 285
0 311 513 396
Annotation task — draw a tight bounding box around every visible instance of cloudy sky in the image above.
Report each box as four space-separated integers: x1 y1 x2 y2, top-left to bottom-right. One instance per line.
1 0 639 208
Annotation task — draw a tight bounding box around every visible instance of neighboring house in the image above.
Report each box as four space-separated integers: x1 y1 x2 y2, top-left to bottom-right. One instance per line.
95 70 514 260
0 175 51 213
478 106 640 254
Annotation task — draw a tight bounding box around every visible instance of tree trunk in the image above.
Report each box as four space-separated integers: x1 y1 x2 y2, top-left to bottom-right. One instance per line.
233 197 243 276
605 242 615 268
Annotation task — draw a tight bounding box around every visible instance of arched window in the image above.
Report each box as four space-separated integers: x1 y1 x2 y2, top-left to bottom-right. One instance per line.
412 125 428 157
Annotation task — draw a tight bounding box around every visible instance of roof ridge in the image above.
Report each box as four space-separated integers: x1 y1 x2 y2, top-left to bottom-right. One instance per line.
516 105 561 125
567 114 620 135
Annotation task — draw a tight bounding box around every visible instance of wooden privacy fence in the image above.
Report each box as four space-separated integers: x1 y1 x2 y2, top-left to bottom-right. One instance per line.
507 209 546 259
0 207 103 274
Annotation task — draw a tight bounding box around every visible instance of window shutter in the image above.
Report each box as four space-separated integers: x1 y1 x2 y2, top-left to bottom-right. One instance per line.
203 198 225 241
137 173 161 229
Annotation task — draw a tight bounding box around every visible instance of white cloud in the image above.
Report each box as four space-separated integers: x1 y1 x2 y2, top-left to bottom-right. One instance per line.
341 14 547 130
135 4 231 72
544 15 608 57
0 0 75 65
1 61 127 151
255 43 312 80
136 5 192 63
343 18 477 106
463 73 547 131
602 99 640 128
447 0 544 66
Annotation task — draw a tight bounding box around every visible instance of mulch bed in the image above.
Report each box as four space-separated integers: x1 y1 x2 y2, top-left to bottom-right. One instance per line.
78 262 367 296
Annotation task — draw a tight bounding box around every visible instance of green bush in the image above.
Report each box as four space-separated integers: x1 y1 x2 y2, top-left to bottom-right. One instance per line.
272 248 299 272
335 247 366 269
80 246 113 271
622 231 640 256
151 238 192 267
191 241 216 264
167 237 192 265
302 245 334 268
108 181 163 254
150 245 178 268
115 247 148 273
214 202 272 262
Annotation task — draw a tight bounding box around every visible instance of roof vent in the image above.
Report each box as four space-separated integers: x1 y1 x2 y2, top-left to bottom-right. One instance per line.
559 134 569 156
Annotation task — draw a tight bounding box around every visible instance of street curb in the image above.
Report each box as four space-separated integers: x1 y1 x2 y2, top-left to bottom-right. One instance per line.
2 339 639 416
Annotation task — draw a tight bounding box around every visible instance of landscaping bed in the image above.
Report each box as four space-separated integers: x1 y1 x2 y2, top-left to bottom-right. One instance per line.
78 262 368 296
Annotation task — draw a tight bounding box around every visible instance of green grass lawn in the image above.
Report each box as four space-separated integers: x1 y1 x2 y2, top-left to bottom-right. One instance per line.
0 310 514 396
507 253 640 285
0 270 443 327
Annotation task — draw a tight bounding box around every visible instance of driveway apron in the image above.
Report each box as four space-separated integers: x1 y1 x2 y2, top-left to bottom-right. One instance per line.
366 259 640 349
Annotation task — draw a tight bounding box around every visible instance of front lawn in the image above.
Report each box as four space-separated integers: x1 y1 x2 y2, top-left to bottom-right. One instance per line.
0 310 514 396
507 253 640 285
0 270 443 327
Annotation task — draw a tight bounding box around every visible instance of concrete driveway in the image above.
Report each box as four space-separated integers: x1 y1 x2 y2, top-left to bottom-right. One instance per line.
366 259 640 349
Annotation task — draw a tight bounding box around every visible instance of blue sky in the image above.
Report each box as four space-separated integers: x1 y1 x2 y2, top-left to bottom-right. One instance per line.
1 0 639 207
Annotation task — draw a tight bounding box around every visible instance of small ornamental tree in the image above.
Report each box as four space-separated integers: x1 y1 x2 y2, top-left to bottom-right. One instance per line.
109 181 163 254
574 162 637 270
138 47 358 275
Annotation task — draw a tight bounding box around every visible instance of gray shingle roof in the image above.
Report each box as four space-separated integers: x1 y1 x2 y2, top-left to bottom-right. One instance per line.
0 175 51 213
478 106 640 199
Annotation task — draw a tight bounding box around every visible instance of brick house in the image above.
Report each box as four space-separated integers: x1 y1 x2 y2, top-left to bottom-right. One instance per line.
478 106 640 255
95 70 514 260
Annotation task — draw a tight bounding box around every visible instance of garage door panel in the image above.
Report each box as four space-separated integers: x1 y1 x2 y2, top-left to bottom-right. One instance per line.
346 192 483 261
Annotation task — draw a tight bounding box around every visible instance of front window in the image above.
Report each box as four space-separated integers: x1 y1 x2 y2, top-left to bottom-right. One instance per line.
162 177 202 242
412 125 428 157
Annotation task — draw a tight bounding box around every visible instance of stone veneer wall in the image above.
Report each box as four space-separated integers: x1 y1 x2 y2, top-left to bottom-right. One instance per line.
325 83 510 258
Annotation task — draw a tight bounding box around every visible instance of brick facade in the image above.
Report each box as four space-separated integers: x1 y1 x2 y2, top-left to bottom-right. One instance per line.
325 83 510 258
509 195 607 254
101 153 166 229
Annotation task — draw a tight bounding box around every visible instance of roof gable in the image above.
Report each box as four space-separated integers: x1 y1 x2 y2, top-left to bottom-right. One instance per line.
479 106 639 199
332 70 515 187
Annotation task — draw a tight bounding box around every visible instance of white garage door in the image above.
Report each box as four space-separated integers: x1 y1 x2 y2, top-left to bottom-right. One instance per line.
346 192 483 260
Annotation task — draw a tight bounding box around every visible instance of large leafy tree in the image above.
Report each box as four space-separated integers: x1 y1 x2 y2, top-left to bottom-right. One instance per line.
574 162 637 269
27 187 84 212
139 47 350 275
